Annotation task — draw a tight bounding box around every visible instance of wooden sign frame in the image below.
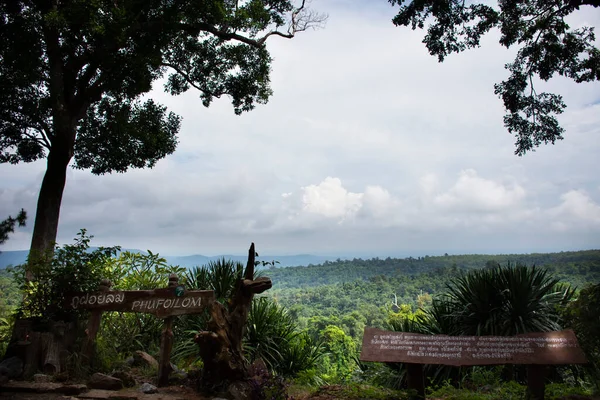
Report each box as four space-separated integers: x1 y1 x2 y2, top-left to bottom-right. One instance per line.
64 275 215 386
360 328 587 400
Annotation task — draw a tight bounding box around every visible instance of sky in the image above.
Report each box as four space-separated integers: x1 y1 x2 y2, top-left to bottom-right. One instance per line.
1 1 600 257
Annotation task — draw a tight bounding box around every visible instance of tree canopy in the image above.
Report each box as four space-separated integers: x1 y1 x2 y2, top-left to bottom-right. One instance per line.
389 0 600 155
0 0 324 265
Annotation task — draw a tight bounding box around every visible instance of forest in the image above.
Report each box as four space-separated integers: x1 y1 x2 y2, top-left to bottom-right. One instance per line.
1 235 599 399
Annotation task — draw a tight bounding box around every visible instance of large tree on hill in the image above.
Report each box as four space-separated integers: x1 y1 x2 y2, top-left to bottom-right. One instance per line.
0 0 325 277
389 0 600 155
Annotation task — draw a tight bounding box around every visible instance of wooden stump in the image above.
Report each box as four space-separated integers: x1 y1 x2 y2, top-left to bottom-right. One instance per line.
195 243 272 390
4 318 75 378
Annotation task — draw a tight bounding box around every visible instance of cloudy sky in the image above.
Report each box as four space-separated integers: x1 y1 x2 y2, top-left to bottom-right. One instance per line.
1 1 600 257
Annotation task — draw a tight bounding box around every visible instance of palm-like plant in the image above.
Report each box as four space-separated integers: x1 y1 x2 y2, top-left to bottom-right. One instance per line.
445 263 575 336
174 261 325 378
245 297 296 368
183 258 246 301
386 263 576 387
174 259 245 365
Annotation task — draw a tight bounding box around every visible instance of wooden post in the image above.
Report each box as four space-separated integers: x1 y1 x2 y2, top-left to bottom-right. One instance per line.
158 274 178 387
405 363 425 400
526 365 546 400
81 279 111 364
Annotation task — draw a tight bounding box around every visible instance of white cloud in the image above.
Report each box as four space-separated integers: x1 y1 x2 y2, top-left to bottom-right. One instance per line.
434 169 526 213
301 177 363 219
548 190 600 231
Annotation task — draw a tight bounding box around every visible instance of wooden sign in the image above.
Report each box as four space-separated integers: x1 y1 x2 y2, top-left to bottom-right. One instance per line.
360 328 587 366
65 288 214 318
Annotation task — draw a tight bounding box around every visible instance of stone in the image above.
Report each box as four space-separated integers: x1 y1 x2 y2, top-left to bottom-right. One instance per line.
248 358 268 378
227 381 253 400
88 373 124 391
111 371 136 388
0 381 85 394
172 370 188 381
77 389 136 399
133 351 158 370
166 364 187 381
480 384 493 393
124 356 135 367
139 382 158 394
62 384 89 395
33 373 52 383
54 371 69 382
0 356 24 379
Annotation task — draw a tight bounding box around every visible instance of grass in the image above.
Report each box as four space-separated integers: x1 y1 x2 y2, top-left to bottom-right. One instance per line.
290 383 407 400
427 381 594 400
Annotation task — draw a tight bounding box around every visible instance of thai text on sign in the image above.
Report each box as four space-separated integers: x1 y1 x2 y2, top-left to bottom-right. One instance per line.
360 328 587 366
65 288 214 318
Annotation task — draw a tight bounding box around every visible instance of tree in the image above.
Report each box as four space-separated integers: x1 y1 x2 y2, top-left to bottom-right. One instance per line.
0 0 326 275
0 209 27 246
389 0 600 155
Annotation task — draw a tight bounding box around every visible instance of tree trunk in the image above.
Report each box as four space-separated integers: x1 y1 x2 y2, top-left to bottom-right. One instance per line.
195 243 272 391
27 144 73 280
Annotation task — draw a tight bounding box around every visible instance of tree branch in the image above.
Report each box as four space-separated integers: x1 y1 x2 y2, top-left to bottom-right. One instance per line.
257 0 328 45
177 1 326 48
570 0 600 9
160 62 213 95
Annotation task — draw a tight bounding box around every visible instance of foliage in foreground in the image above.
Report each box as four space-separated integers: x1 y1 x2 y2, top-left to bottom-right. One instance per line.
427 381 593 400
12 230 120 321
2 238 600 396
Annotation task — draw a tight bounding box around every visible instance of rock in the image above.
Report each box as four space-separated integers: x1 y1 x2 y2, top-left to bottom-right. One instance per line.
0 381 86 394
62 384 88 395
480 385 493 393
227 381 253 400
77 389 136 399
88 373 124 391
124 357 135 367
0 356 24 379
248 358 268 378
33 373 52 383
133 351 158 370
166 363 187 381
139 382 158 394
111 371 135 388
54 371 69 382
172 370 188 381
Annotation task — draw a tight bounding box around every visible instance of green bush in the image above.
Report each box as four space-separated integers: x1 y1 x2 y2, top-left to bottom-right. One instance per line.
563 283 600 392
13 229 120 321
95 251 185 362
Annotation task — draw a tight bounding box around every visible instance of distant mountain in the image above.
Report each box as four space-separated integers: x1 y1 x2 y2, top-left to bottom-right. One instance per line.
0 249 339 269
0 250 28 269
164 254 338 268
